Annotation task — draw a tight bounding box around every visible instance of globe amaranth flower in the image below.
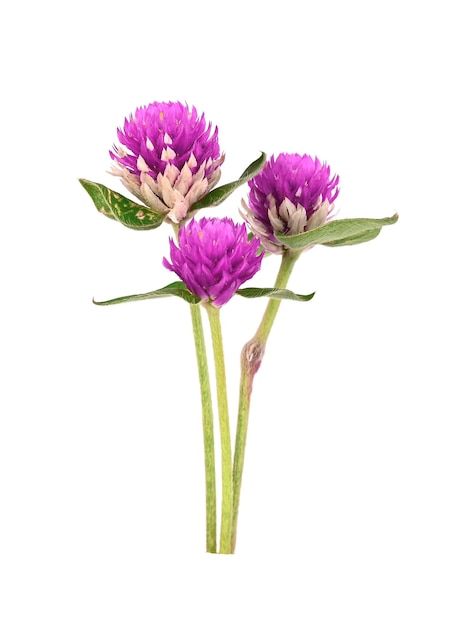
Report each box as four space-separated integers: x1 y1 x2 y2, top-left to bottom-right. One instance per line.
163 217 264 307
241 153 340 253
110 101 224 223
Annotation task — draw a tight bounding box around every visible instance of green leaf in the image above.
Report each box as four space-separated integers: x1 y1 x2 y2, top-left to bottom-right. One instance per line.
93 281 201 306
190 152 266 211
276 213 399 250
322 227 382 247
79 179 165 231
236 287 315 302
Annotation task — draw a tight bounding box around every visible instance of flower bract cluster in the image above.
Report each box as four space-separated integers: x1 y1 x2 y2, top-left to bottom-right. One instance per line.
241 153 339 253
111 101 224 223
163 217 264 306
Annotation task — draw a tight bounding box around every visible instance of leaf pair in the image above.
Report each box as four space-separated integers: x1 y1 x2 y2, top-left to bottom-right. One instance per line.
79 152 266 231
93 281 315 307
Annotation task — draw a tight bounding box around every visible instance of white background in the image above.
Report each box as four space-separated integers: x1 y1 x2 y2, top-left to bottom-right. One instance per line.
1 0 462 624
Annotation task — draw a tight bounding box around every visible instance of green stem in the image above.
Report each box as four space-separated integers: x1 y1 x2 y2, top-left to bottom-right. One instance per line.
173 220 217 553
231 250 300 552
190 304 217 553
254 251 300 343
205 303 233 554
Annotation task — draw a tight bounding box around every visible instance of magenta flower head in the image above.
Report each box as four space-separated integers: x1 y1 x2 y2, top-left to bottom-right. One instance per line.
110 101 224 223
241 153 340 253
163 217 264 307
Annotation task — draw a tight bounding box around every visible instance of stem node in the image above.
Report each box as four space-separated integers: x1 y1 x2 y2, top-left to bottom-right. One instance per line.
242 338 266 379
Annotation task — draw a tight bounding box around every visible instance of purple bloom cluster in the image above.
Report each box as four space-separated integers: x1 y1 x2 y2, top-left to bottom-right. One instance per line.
241 153 339 253
110 101 224 223
163 218 264 307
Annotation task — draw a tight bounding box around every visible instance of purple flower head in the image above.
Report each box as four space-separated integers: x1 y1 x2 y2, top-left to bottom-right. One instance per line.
163 217 264 307
110 101 224 223
241 153 340 253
